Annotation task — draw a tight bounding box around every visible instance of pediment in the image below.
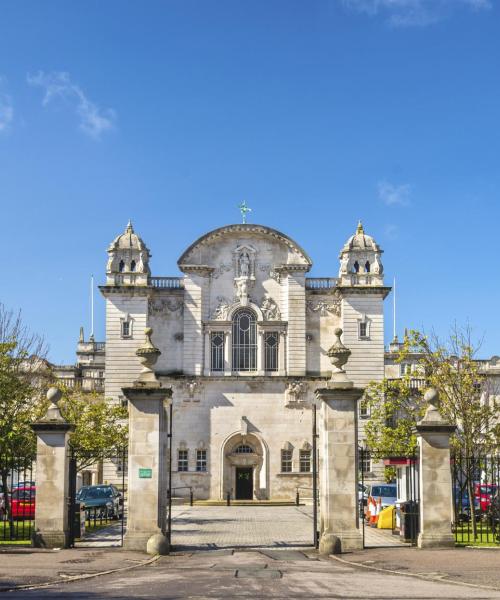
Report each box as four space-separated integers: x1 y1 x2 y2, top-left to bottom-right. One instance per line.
177 224 312 272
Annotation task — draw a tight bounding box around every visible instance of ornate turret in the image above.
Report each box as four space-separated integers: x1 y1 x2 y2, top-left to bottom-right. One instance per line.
338 221 384 286
106 221 151 286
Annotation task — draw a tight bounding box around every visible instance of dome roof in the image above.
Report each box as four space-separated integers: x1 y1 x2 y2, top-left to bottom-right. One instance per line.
340 221 381 254
108 221 149 252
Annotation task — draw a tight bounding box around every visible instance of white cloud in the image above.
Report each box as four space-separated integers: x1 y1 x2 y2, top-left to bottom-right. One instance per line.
0 77 13 133
342 0 491 27
27 71 116 139
378 180 411 206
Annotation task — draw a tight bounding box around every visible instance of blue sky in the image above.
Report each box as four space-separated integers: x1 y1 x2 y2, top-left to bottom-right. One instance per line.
1 0 499 363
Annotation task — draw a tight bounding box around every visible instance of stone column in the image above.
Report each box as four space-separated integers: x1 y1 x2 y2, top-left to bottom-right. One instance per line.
122 328 172 554
316 328 363 554
415 388 456 548
31 388 74 549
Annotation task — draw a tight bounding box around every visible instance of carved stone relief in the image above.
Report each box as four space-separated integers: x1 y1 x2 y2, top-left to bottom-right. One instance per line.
260 295 280 320
285 381 308 407
183 379 202 402
212 263 232 279
148 298 184 315
211 296 231 320
306 291 341 317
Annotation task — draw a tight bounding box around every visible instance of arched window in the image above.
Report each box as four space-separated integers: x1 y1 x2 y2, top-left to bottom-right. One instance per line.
232 309 257 371
365 261 370 273
353 261 360 273
234 444 254 454
119 260 125 272
130 260 136 272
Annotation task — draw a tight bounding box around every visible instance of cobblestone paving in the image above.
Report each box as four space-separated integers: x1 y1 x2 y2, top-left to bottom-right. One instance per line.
171 505 403 550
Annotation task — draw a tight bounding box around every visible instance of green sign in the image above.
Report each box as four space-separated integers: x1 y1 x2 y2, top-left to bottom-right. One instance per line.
139 468 152 479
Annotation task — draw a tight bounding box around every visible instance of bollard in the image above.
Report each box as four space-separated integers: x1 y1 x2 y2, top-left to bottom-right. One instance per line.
296 490 300 506
226 491 231 506
190 490 193 506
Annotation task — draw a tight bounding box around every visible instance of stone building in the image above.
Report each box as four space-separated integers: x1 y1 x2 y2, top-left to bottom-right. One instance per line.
92 220 389 500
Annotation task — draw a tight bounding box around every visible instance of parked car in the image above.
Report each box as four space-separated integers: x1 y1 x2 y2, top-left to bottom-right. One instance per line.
12 481 36 490
76 485 123 520
474 483 498 513
10 487 36 520
367 483 397 508
452 486 474 522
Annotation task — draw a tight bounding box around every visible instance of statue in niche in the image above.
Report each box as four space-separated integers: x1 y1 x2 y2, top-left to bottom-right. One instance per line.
239 252 251 277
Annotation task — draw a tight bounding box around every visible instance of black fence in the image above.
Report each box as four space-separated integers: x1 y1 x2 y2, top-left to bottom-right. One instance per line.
359 448 419 547
0 454 36 544
68 450 128 547
452 452 500 545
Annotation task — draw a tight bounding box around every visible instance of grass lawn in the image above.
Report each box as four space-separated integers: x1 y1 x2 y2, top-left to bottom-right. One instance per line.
455 522 500 546
0 519 33 544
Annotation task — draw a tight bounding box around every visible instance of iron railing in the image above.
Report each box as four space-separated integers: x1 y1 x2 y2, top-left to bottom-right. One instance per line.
452 451 500 545
0 454 35 544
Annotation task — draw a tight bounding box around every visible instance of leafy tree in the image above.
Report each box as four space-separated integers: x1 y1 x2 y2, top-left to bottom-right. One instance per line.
0 304 49 532
365 325 500 537
59 388 128 472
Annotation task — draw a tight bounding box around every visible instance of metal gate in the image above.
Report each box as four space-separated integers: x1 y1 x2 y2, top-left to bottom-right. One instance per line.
68 449 128 547
0 453 36 545
359 448 419 547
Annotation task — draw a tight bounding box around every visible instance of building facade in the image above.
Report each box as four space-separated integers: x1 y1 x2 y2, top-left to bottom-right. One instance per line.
92 220 388 499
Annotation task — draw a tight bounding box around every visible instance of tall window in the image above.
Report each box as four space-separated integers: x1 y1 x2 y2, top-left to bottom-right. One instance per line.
299 449 311 473
281 449 292 473
196 450 207 472
232 309 257 371
264 332 279 372
210 332 224 372
360 450 371 474
178 449 188 472
121 320 131 338
359 321 368 338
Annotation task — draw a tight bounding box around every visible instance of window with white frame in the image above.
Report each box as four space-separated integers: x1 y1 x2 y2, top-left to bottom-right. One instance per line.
358 315 370 340
178 449 188 472
196 449 207 472
281 449 293 472
299 449 311 473
210 332 224 372
360 450 371 474
232 309 257 371
121 315 132 338
264 332 279 372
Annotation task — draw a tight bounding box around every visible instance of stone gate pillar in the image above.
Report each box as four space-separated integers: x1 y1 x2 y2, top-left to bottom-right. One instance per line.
315 328 363 554
31 388 74 548
122 328 172 554
415 388 456 548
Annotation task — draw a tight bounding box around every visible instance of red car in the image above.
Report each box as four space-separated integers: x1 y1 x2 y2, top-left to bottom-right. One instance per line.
474 483 498 513
11 487 36 520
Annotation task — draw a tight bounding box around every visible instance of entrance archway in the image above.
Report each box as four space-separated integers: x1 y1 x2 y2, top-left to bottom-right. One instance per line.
221 433 268 500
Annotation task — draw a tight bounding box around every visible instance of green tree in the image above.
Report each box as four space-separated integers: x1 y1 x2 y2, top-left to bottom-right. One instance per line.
0 304 49 532
365 325 500 537
59 388 128 472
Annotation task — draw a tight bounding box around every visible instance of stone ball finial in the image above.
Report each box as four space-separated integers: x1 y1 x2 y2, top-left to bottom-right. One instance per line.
334 327 343 338
47 387 62 405
424 387 439 408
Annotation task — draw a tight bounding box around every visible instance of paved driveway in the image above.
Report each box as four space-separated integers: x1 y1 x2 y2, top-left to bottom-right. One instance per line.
171 505 402 550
